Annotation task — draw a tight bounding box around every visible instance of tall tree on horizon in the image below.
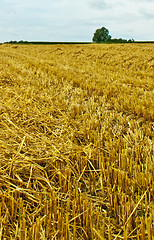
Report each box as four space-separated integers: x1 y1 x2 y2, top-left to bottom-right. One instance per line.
92 27 111 43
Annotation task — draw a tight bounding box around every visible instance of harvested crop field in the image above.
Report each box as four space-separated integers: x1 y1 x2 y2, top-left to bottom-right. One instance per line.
0 43 153 239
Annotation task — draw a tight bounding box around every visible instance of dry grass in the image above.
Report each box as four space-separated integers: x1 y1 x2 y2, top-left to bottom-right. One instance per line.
0 43 153 239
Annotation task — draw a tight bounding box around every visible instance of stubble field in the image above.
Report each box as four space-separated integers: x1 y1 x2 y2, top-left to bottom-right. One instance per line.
0 43 153 239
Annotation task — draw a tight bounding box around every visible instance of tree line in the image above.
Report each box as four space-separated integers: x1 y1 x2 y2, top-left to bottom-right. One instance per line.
2 27 135 44
92 27 135 43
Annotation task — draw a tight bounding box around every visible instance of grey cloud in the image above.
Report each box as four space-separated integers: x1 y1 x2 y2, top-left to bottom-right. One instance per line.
89 0 111 10
140 9 154 19
133 0 153 1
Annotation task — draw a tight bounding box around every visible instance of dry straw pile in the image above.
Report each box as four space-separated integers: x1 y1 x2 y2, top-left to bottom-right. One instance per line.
0 43 153 239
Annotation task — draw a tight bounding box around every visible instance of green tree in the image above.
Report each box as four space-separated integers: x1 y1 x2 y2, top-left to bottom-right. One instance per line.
92 27 111 43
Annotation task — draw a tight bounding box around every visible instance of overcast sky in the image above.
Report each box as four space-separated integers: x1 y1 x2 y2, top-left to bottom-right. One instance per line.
0 0 154 42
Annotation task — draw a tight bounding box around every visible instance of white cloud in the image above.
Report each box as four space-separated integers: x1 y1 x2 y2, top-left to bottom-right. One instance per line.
0 0 154 42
